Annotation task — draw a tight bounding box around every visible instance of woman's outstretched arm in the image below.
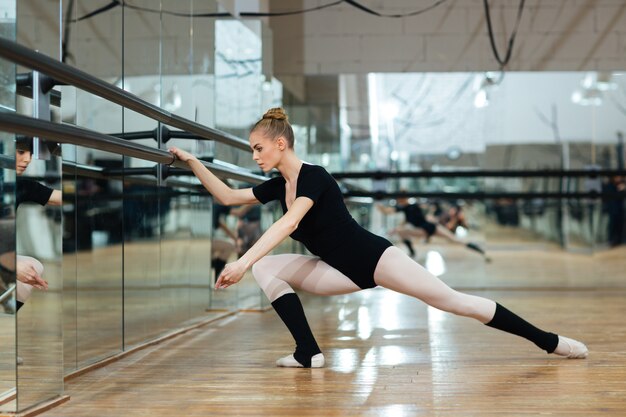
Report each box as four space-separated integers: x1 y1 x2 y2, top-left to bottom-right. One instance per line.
169 146 257 206
215 196 314 289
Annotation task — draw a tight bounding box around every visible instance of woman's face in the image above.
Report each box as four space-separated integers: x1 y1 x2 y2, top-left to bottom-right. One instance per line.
249 131 283 172
16 149 32 175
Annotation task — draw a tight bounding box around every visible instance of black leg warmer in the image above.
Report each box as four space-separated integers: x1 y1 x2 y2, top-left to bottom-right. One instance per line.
486 303 559 353
271 293 321 368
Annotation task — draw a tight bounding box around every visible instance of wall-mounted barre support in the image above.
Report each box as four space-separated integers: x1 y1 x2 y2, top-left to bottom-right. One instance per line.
109 125 213 143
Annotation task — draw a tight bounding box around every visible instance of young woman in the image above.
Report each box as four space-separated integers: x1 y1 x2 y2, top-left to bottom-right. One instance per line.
169 108 588 368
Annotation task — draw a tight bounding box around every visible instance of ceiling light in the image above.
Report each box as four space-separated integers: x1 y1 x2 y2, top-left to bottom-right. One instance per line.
474 89 489 108
571 88 602 106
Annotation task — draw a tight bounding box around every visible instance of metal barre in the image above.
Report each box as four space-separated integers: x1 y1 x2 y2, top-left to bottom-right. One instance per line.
0 37 250 151
0 112 266 185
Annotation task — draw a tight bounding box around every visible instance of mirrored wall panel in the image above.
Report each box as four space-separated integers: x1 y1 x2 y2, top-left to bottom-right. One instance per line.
9 0 275 394
15 137 63 410
0 1 17 413
14 2 64 409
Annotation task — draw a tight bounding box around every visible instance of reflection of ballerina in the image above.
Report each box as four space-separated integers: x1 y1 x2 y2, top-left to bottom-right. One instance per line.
377 197 490 262
231 204 262 257
211 203 239 283
170 107 587 369
440 203 469 233
11 137 61 310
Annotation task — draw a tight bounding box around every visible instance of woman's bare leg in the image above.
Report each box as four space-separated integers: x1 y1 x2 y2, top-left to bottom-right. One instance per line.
373 247 587 358
252 254 361 368
252 253 361 302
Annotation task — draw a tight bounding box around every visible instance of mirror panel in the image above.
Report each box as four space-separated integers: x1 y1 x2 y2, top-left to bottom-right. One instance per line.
0 1 17 412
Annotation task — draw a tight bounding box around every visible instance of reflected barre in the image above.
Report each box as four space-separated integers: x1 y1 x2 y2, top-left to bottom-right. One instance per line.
332 169 626 179
0 154 15 171
341 190 623 200
0 285 16 305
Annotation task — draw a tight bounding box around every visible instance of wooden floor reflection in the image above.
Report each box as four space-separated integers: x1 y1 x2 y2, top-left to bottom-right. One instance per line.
45 235 626 416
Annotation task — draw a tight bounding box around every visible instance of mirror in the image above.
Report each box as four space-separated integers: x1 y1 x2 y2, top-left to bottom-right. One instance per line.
12 0 64 410
15 137 63 409
0 0 17 412
0 139 16 413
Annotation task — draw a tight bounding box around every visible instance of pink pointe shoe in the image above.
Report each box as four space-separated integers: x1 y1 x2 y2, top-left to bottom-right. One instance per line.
555 336 588 359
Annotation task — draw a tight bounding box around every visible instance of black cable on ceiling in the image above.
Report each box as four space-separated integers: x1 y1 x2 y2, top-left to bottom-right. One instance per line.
122 1 230 18
343 0 449 18
73 0 229 22
74 0 450 21
240 1 344 17
483 0 526 68
62 0 75 63
73 0 120 22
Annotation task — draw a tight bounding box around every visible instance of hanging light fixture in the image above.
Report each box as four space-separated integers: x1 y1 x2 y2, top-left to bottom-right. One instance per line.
572 72 615 106
473 73 496 109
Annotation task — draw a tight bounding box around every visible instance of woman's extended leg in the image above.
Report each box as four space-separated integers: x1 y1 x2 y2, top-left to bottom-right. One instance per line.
252 254 361 367
373 247 587 358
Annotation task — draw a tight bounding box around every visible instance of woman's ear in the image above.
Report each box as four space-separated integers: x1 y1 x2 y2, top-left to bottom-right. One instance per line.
277 137 286 151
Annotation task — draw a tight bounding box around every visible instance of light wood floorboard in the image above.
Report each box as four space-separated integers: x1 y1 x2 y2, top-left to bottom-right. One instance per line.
43 236 626 417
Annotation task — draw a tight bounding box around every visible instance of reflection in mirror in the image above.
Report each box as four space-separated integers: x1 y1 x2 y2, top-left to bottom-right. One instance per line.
160 189 213 327
208 197 237 311
123 157 162 347
0 133 16 412
12 0 64 410
208 19 267 310
74 149 124 368
304 72 625 253
15 136 63 410
62 0 125 370
0 0 17 412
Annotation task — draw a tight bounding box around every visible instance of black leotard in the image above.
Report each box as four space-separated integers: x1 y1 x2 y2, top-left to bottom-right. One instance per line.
16 178 53 207
396 204 436 237
252 163 392 289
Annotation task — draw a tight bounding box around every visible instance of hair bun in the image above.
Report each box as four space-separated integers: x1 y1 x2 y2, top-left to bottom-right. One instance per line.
263 107 288 121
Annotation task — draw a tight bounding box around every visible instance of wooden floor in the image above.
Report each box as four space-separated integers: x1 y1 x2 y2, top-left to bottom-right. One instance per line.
40 228 626 416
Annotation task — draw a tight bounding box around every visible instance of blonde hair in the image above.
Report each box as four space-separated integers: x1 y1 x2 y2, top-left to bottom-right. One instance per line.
251 107 295 148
